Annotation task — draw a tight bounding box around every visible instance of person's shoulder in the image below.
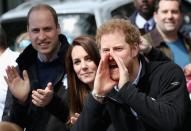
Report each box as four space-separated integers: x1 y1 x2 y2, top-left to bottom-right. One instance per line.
160 61 182 70
182 33 191 44
8 49 20 56
142 28 158 42
59 34 69 45
149 61 183 75
150 60 179 68
146 61 185 82
143 28 159 38
129 11 138 21
142 31 152 42
144 28 165 47
3 48 19 59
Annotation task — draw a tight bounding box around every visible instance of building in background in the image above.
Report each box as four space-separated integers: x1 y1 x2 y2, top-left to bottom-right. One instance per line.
0 0 90 15
0 0 134 49
0 0 27 15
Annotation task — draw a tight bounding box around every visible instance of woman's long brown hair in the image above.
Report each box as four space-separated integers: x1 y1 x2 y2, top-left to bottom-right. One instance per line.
65 35 100 126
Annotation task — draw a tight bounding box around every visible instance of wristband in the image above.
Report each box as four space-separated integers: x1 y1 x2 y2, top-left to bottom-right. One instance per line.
92 91 105 102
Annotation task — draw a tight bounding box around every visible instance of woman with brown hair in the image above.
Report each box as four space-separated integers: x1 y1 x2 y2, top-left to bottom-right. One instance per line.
65 35 100 126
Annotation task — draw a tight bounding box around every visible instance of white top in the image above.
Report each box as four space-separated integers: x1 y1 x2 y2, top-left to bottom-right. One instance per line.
135 13 155 30
0 48 19 121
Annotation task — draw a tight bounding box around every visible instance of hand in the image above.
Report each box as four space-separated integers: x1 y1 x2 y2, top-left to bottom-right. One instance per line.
184 63 191 80
32 82 53 107
4 66 30 103
70 113 80 125
93 53 117 96
139 36 152 54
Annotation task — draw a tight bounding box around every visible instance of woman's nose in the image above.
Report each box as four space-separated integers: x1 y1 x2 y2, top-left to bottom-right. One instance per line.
81 61 88 69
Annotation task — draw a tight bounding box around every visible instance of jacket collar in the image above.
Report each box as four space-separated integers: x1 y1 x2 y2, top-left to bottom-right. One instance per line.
149 28 190 47
16 34 69 70
149 28 164 47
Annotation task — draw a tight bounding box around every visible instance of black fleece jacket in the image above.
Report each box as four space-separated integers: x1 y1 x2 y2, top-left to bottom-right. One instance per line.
71 55 191 131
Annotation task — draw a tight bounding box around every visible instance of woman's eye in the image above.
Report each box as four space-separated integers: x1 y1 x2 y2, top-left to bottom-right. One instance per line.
86 57 92 61
73 60 80 65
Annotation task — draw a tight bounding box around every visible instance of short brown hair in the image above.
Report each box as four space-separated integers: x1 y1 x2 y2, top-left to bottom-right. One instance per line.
96 18 141 48
154 0 182 13
27 4 59 27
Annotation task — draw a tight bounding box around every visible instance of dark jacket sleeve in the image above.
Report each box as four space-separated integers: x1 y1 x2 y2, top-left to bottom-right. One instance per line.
118 63 189 131
2 89 13 121
2 90 28 129
145 47 171 62
70 94 110 131
7 97 29 128
45 91 69 123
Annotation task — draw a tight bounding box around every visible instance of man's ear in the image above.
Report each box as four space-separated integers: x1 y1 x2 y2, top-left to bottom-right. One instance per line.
153 12 158 23
131 43 139 57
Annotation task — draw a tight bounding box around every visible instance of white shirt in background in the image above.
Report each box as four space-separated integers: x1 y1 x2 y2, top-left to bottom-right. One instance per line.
135 13 155 31
0 48 19 121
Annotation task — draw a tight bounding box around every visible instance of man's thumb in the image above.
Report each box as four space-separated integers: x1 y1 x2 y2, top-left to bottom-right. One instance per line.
46 82 53 91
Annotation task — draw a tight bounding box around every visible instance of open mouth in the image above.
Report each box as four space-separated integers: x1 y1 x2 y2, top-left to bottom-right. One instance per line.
109 64 118 69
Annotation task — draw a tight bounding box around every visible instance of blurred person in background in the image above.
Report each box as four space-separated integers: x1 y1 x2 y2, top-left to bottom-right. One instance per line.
14 32 31 53
138 0 191 94
129 0 191 37
180 0 191 38
143 0 191 69
129 0 155 35
0 26 19 121
184 63 191 94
